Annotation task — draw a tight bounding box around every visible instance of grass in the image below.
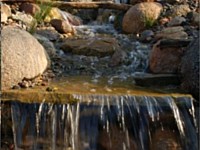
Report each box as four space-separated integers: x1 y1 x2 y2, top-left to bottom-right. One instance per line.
28 0 53 34
142 12 157 29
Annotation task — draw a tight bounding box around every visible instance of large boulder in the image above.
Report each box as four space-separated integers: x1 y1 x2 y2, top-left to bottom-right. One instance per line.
1 27 49 90
180 37 199 100
122 2 162 34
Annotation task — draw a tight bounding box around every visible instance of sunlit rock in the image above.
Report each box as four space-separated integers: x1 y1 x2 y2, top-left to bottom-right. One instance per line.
122 2 162 34
1 3 12 23
1 27 49 90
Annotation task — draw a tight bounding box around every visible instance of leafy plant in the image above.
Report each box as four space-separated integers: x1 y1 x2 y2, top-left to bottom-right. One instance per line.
28 0 53 34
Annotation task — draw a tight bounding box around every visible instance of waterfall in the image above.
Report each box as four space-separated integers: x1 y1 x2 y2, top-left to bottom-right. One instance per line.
9 94 198 150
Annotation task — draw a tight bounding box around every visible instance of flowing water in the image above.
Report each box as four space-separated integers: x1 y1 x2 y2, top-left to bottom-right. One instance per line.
8 94 198 150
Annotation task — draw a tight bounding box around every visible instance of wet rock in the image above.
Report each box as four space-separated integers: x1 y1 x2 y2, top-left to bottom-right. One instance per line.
149 40 184 73
191 11 200 26
61 37 120 57
150 128 182 150
98 124 138 150
180 37 199 100
167 16 186 26
109 50 127 67
19 3 40 16
134 73 180 86
1 27 49 90
75 9 98 23
96 9 113 24
155 26 188 40
139 30 154 42
122 2 162 34
171 4 191 17
34 34 57 57
50 19 74 34
1 4 12 23
114 11 125 31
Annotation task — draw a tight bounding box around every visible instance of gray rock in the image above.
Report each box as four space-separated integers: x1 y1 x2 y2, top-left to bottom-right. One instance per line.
167 16 186 27
109 50 127 67
180 37 199 100
1 27 49 90
34 34 57 57
139 30 154 42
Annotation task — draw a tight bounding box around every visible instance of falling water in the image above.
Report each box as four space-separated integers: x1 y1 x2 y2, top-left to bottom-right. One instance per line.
10 94 198 150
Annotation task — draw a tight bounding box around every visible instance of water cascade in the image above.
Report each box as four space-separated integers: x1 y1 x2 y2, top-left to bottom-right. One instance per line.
8 94 198 150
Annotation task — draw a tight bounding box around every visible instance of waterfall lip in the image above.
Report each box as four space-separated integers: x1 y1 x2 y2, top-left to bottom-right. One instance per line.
1 89 194 105
1 76 194 104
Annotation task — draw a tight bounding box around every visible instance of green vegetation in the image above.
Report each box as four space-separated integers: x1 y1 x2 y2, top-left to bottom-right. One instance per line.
143 14 157 28
29 0 52 34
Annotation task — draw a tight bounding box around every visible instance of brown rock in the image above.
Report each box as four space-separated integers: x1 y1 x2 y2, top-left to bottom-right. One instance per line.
61 37 120 57
19 3 40 16
50 19 74 34
149 40 184 73
1 27 49 90
155 26 188 40
122 2 162 34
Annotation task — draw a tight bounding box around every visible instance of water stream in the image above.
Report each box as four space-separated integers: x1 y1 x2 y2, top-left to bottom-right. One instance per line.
9 95 198 150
